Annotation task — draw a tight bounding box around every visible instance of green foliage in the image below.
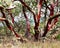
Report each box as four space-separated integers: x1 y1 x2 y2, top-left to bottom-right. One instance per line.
57 22 60 26
0 0 59 40
12 1 22 16
30 26 35 35
56 34 60 40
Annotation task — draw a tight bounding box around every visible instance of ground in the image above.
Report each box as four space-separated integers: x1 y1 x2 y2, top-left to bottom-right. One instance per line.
0 36 60 48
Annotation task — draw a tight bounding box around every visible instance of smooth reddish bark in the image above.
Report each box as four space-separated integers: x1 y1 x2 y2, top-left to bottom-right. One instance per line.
42 13 60 37
9 13 14 23
14 0 59 40
34 0 44 40
0 8 20 38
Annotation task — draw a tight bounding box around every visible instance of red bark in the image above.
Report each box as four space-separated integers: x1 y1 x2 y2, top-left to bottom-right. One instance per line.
34 0 44 40
0 9 20 38
6 9 14 24
47 4 54 31
46 0 58 31
9 13 14 23
42 13 60 37
42 0 59 37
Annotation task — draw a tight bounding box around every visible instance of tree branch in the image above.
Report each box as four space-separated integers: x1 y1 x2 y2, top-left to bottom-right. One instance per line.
42 13 60 37
49 13 60 21
18 0 36 23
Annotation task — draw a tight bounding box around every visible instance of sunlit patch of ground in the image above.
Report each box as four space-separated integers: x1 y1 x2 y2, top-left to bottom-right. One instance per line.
0 36 60 48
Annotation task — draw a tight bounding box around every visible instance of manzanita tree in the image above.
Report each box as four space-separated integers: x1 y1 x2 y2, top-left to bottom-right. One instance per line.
0 0 60 41
42 0 59 37
13 0 60 40
0 5 23 41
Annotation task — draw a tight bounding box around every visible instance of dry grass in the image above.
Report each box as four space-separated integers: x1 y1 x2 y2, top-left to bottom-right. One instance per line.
0 36 60 48
0 40 60 48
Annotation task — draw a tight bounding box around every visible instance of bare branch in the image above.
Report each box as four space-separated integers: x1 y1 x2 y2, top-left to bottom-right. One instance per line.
42 13 60 37
18 0 36 23
49 13 60 21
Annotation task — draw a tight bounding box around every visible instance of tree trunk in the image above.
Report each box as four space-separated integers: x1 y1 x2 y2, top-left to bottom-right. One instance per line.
42 24 48 37
25 19 31 38
22 5 31 38
34 22 40 40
